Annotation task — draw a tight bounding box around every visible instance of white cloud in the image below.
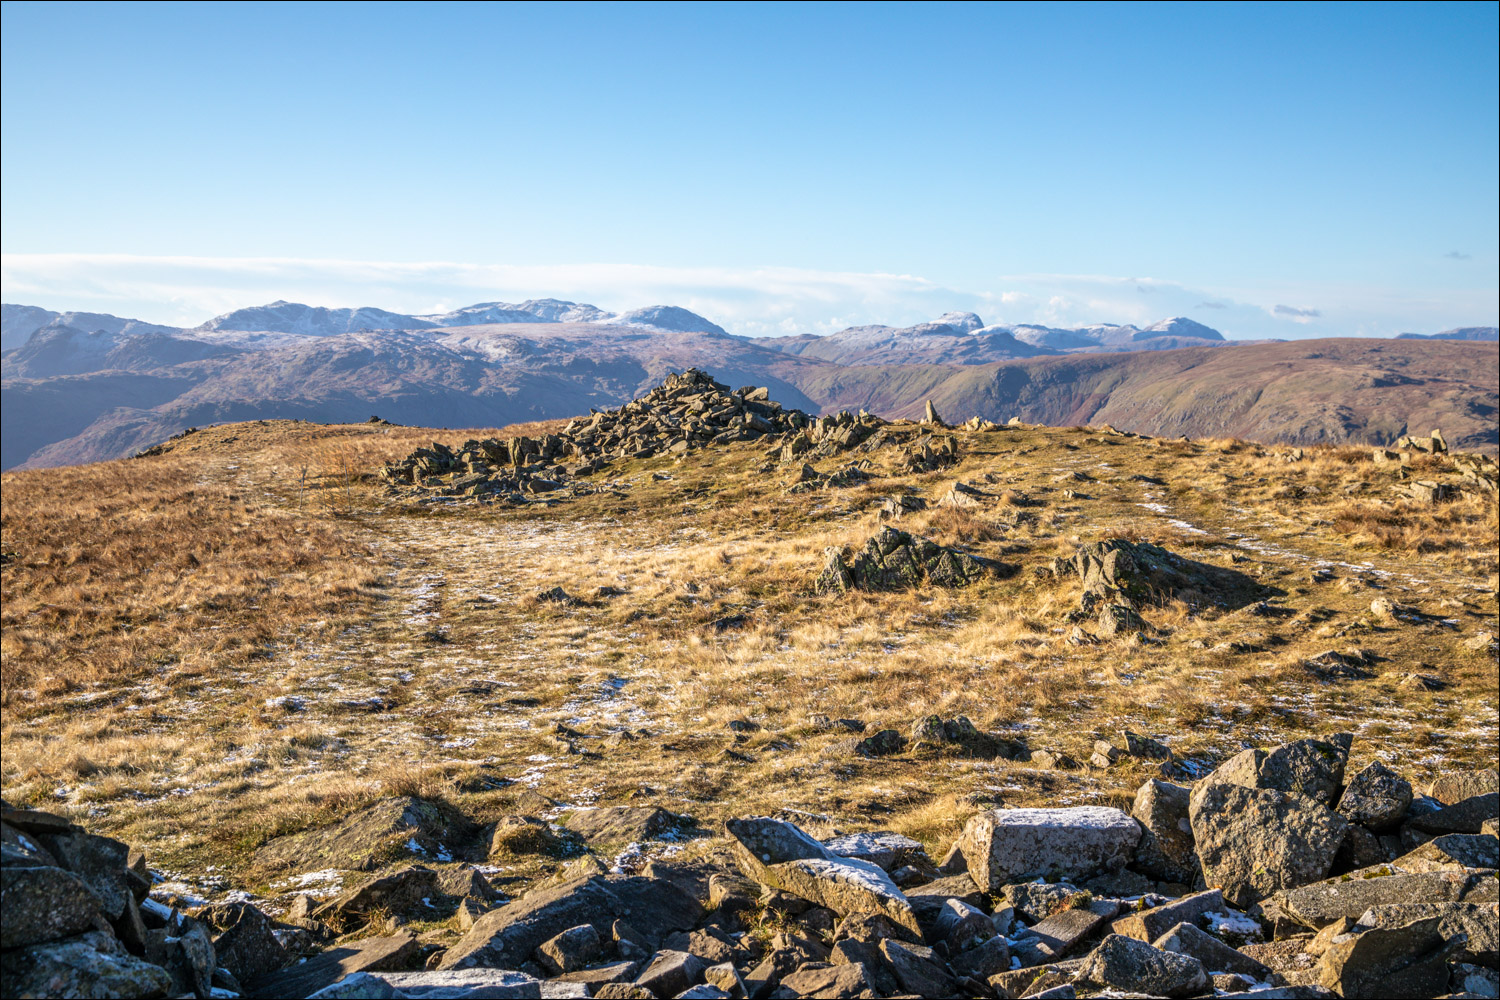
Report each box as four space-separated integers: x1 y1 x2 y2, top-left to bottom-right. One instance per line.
1 253 1493 340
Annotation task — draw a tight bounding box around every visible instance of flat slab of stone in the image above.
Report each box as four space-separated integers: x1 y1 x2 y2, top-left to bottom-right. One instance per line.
1270 868 1496 928
561 807 691 843
1013 899 1118 964
957 806 1141 889
254 797 474 873
315 969 546 999
247 932 419 998
821 831 925 871
439 875 701 971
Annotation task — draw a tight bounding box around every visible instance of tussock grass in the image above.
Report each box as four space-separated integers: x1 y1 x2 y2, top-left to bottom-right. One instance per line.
2 417 1495 893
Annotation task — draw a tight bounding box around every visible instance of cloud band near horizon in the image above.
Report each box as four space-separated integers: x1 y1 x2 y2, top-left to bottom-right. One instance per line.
1 253 1494 340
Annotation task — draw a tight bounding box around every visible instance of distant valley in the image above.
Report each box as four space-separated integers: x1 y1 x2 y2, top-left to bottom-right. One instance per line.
2 299 1496 469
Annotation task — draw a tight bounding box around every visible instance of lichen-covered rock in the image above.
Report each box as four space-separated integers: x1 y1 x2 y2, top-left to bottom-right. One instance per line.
1355 902 1499 967
0 865 105 949
724 817 920 936
1270 868 1496 928
0 930 175 1000
814 527 989 594
1316 915 1461 999
957 806 1141 890
1189 782 1348 907
1074 934 1209 998
1336 761 1413 831
1206 735 1352 805
1131 778 1198 883
254 796 476 873
439 875 701 970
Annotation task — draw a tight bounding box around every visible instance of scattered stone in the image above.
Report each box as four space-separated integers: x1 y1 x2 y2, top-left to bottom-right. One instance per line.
1131 778 1198 883
1271 868 1496 927
535 923 602 975
634 949 706 997
1391 832 1499 871
1425 768 1500 805
957 805 1141 890
563 806 694 843
1406 791 1499 835
879 938 960 996
0 930 176 1000
1152 920 1273 978
1316 914 1460 998
1355 901 1499 967
1207 735 1352 805
908 714 1011 758
0 866 105 949
1002 881 1089 923
250 932 420 998
440 875 701 970
814 526 993 594
1074 934 1210 998
724 816 920 936
255 797 474 873
1012 899 1118 964
821 831 927 872
1111 889 1225 943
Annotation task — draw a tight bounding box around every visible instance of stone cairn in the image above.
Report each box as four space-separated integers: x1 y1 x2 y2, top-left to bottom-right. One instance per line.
4 738 1494 998
1371 429 1499 503
381 370 959 503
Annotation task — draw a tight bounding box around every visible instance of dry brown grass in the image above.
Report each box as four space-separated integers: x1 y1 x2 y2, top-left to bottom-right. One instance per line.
2 418 1495 898
0 455 382 702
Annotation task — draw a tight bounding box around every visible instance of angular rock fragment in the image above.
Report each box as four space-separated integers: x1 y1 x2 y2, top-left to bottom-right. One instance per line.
1131 778 1198 883
1207 735 1351 805
1336 761 1413 831
1316 914 1461 999
1152 920 1272 979
957 805 1141 889
1189 781 1348 907
1074 934 1209 998
814 526 991 594
1271 868 1496 927
725 817 920 936
1111 889 1224 943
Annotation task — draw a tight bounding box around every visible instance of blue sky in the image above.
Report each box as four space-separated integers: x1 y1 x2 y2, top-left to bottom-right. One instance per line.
2 1 1496 338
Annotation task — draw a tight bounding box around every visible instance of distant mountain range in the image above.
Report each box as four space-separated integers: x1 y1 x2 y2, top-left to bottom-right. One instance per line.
1394 327 1500 342
2 299 1496 469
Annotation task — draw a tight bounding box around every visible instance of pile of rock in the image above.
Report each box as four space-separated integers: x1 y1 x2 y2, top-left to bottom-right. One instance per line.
1 799 302 998
380 370 960 504
4 744 1495 998
1372 431 1499 502
309 738 1489 999
814 526 994 595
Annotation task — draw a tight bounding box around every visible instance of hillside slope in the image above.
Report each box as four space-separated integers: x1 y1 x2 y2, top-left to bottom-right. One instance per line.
795 339 1499 454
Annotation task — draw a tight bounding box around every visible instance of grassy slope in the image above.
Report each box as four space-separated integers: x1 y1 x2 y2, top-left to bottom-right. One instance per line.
1 414 1495 898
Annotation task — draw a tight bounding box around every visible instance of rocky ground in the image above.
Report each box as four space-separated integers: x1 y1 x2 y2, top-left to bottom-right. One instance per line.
3 735 1496 998
2 370 1497 998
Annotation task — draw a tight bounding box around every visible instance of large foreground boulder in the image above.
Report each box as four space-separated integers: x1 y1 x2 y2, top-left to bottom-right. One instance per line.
956 806 1141 890
0 930 175 999
1189 781 1348 907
